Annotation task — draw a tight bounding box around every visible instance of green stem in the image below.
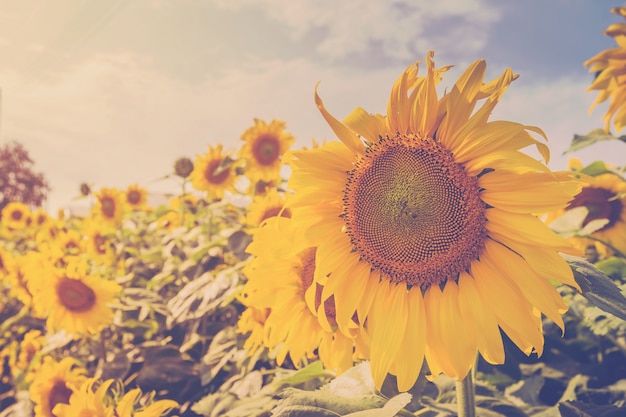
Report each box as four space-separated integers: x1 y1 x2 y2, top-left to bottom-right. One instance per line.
456 372 476 417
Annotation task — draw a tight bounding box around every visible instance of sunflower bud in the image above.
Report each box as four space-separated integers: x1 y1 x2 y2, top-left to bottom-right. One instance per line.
174 157 194 178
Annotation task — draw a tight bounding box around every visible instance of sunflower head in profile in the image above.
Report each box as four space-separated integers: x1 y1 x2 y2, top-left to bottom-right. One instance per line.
1 201 32 232
239 118 294 184
555 159 626 257
29 259 122 336
29 356 87 417
190 144 239 200
93 187 125 227
240 216 358 373
173 156 194 178
585 6 626 133
124 184 149 211
287 51 581 391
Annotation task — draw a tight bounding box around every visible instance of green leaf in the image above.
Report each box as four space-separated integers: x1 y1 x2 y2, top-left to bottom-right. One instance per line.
595 257 626 280
344 393 411 417
562 254 626 321
564 129 626 155
578 160 614 177
277 361 332 387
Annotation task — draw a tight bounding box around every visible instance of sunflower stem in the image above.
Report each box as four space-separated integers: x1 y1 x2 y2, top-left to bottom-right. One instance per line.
456 372 476 417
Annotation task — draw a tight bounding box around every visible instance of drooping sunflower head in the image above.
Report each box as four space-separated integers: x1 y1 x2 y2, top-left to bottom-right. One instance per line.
190 144 239 200
124 184 149 211
29 356 87 417
585 6 626 132
239 118 295 184
287 51 581 390
93 187 125 226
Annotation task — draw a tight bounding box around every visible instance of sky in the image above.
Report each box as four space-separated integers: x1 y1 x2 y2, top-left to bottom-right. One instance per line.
1 0 625 213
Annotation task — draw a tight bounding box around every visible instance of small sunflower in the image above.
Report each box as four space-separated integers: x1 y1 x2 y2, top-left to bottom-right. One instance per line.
585 6 626 132
245 188 291 227
93 188 125 227
16 329 45 375
564 170 626 256
81 219 116 263
190 144 238 200
287 51 581 390
1 201 31 231
29 260 122 335
124 184 149 211
241 216 356 373
51 378 115 417
4 253 37 306
29 356 87 417
237 306 269 357
239 119 294 184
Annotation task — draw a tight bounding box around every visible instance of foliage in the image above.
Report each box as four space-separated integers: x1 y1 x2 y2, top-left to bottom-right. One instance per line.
0 141 50 212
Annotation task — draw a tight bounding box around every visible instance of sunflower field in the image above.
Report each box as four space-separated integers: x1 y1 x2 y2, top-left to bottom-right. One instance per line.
2 7 626 417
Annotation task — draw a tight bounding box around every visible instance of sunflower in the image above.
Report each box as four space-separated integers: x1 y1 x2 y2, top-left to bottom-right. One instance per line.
240 216 357 373
51 378 115 417
15 329 45 375
92 188 125 227
563 170 626 256
1 201 31 231
239 119 294 184
4 253 38 306
245 188 291 227
286 51 581 391
585 6 626 132
190 144 238 200
29 260 122 335
116 387 178 417
29 356 87 417
81 219 116 263
124 184 149 211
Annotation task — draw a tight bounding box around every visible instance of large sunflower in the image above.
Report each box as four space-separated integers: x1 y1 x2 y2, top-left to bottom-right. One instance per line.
29 260 122 336
240 216 356 373
585 6 626 132
287 51 581 391
190 144 238 200
29 356 87 417
239 119 294 184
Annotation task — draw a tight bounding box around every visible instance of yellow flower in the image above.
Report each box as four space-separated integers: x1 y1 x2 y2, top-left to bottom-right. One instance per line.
245 188 291 227
237 306 269 357
287 51 581 391
124 184 149 211
29 356 87 417
16 329 45 374
241 216 357 373
565 172 626 255
51 378 116 417
93 188 125 227
1 201 31 231
29 261 122 335
81 219 116 263
116 387 178 417
190 144 238 200
585 6 626 132
239 119 294 184
4 253 37 306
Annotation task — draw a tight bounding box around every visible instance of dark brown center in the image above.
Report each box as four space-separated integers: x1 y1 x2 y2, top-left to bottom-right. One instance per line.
567 186 622 231
47 380 73 414
343 133 487 288
57 277 96 312
252 135 280 166
205 160 230 184
100 197 116 219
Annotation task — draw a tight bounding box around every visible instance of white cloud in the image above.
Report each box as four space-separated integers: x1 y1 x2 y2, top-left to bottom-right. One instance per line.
212 0 500 60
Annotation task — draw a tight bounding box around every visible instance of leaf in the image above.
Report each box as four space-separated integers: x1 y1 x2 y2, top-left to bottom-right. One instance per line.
277 361 332 387
505 374 544 406
200 327 238 385
321 361 377 397
559 401 626 417
595 257 626 280
562 254 626 321
563 129 626 154
578 160 614 177
344 393 412 417
271 405 340 417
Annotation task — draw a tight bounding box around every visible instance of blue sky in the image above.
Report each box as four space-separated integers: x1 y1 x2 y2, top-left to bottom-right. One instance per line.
0 0 624 212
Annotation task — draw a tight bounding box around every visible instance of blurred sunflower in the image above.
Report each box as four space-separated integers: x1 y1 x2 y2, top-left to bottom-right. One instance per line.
241 216 356 373
239 119 294 184
564 168 626 256
124 184 149 211
81 219 116 263
116 386 178 417
190 144 238 200
287 51 581 391
238 306 269 357
29 356 87 417
30 260 122 335
15 329 45 375
93 188 125 227
585 6 626 132
245 188 291 227
4 253 38 306
51 378 115 417
1 201 31 231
